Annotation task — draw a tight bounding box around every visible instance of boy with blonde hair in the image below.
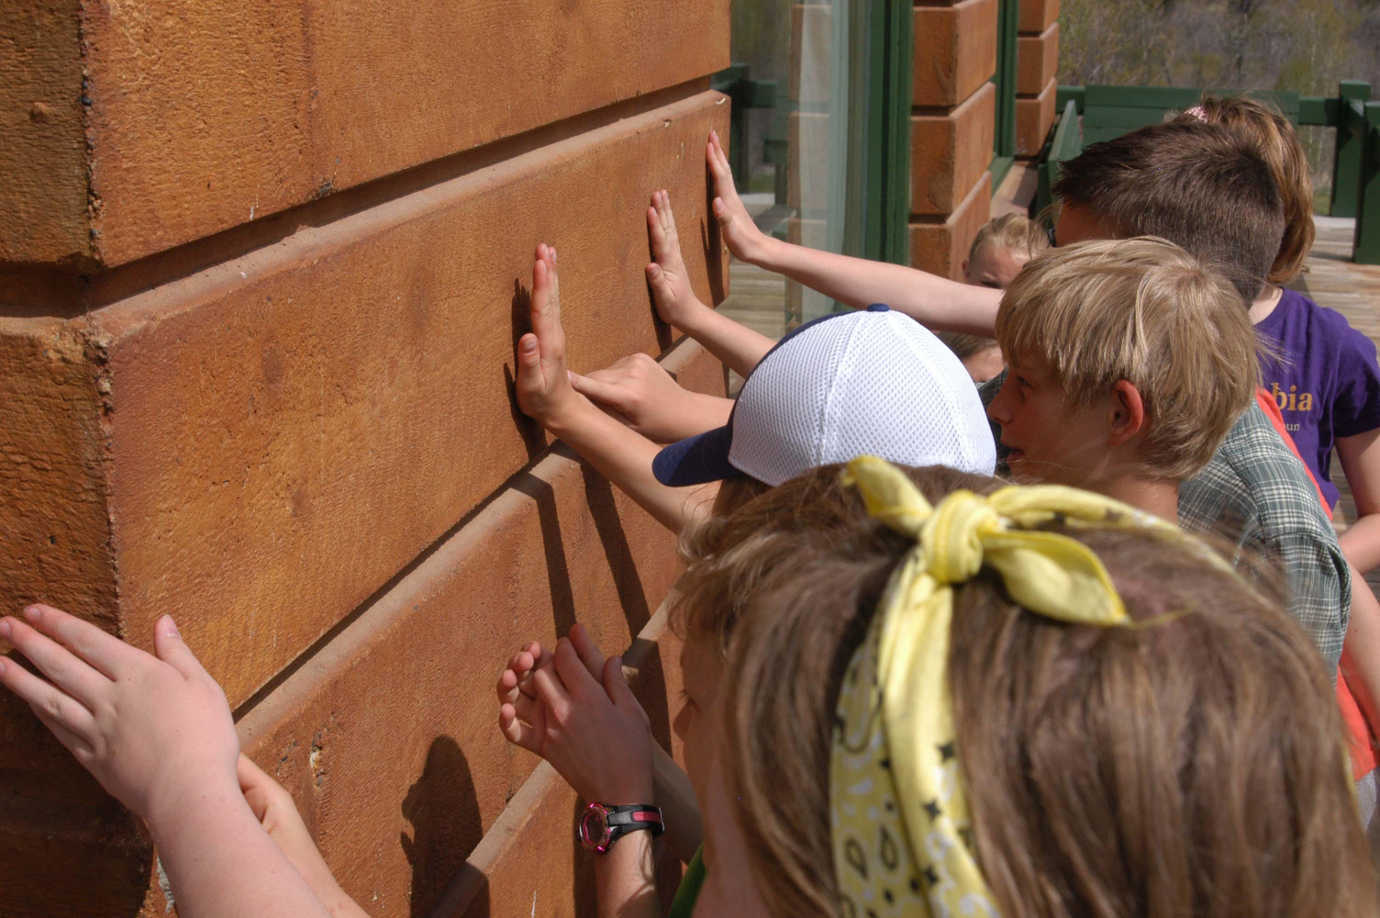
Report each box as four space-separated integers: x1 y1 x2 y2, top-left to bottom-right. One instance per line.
987 237 1258 519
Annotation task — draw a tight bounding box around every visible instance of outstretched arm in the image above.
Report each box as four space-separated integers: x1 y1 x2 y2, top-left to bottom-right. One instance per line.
515 243 715 533
705 130 1001 337
569 353 732 444
0 605 334 918
1337 429 1380 573
645 188 776 376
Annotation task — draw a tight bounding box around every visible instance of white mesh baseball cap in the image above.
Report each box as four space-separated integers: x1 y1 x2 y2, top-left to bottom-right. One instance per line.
652 305 997 487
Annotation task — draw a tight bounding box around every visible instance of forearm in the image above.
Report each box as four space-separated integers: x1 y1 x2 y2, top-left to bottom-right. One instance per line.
666 393 733 441
151 788 332 918
1336 431 1380 573
595 831 660 918
752 236 1001 335
673 299 776 378
653 744 702 864
1342 569 1380 733
1340 515 1380 574
548 397 714 533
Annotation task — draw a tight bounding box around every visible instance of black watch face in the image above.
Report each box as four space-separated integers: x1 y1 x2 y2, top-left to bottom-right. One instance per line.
579 804 613 852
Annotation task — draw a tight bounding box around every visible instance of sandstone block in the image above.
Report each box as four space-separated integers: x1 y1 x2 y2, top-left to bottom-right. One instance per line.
0 1 87 266
1017 23 1060 97
1016 77 1058 157
0 93 729 720
0 338 719 917
909 172 993 279
912 0 999 108
1018 0 1061 34
2 2 731 267
911 83 997 216
234 437 706 917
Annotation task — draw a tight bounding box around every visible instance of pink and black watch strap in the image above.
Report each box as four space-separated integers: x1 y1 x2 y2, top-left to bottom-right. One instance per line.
577 802 665 853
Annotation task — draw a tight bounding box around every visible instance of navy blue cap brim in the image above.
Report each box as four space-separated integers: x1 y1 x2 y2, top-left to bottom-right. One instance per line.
652 424 740 487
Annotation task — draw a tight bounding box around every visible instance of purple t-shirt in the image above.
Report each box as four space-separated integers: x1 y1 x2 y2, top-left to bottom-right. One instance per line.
1256 288 1380 507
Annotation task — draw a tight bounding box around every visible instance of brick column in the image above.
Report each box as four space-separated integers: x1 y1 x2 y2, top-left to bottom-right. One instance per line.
910 0 998 278
1016 0 1061 157
0 3 729 915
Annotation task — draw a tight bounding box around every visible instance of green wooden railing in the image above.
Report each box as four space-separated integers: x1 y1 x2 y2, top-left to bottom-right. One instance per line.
1034 81 1380 264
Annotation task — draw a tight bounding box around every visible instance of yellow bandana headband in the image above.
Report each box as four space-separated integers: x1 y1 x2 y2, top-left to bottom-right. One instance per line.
829 456 1203 918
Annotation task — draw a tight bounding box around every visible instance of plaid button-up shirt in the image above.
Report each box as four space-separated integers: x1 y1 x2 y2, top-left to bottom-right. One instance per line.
1179 401 1349 674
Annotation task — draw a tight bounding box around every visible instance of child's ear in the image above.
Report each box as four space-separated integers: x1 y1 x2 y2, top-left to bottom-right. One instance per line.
1107 380 1147 446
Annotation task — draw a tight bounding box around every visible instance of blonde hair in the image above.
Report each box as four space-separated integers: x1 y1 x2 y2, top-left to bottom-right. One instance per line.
995 237 1259 481
941 215 1049 366
1176 96 1314 284
967 212 1051 264
675 463 1376 918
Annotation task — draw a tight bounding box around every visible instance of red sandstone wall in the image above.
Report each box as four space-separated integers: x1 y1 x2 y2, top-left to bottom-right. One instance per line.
911 0 998 278
1016 0 1060 156
0 3 729 916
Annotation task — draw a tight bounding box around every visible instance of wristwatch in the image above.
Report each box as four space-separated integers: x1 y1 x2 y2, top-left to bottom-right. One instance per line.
577 802 665 854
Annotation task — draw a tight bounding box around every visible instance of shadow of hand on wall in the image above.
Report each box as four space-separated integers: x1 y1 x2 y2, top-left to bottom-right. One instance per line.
401 736 483 918
580 465 651 634
510 467 578 638
506 277 547 460
702 215 725 307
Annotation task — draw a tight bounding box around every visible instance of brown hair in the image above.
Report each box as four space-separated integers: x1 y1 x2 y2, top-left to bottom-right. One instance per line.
1172 95 1315 284
1053 121 1284 303
675 463 1375 918
996 237 1260 481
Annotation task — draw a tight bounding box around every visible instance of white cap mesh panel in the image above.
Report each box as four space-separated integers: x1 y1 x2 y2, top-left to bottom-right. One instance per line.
727 310 996 486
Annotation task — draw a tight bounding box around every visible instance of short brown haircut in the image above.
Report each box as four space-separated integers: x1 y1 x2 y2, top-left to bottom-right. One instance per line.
995 237 1259 481
1053 120 1285 303
676 463 1376 918
1172 95 1315 284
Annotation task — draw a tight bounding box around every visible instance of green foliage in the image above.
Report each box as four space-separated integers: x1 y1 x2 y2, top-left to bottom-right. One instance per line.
1059 0 1370 94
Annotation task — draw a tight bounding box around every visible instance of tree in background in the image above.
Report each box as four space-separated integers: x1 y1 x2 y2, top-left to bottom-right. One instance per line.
1060 0 1380 206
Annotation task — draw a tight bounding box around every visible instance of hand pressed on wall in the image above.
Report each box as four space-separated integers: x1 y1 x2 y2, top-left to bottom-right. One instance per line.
645 188 703 331
514 243 588 432
707 129 769 266
0 603 343 918
0 604 239 825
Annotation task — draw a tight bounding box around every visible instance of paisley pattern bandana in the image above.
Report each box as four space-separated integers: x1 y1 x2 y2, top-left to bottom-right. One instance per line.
829 455 1216 918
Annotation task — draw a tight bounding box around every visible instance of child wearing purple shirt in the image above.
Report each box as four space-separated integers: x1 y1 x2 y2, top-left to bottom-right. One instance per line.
1257 287 1380 511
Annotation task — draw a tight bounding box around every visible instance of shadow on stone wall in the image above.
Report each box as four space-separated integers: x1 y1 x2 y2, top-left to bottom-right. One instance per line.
403 736 482 918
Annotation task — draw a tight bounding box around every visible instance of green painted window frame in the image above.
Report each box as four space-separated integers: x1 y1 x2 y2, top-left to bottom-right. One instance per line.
851 1 912 267
990 0 1020 188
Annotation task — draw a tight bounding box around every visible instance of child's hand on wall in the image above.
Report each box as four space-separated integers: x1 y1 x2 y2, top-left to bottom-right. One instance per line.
497 631 653 804
570 352 730 443
0 604 239 828
707 129 768 266
645 189 704 330
515 243 587 432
